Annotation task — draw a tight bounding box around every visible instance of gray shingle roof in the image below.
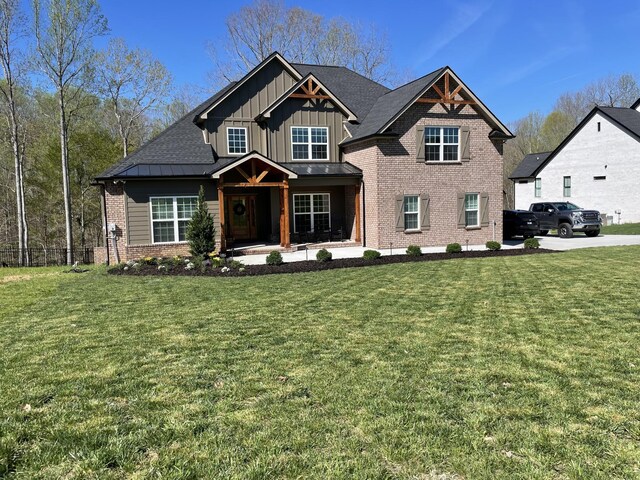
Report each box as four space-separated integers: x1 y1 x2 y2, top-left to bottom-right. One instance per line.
344 67 446 143
599 106 640 139
290 63 389 121
509 152 551 179
96 82 237 179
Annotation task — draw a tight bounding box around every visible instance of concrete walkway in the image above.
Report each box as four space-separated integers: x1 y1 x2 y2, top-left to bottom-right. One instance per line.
231 234 640 265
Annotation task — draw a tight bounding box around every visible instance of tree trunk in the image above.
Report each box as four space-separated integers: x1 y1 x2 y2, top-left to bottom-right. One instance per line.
58 91 74 265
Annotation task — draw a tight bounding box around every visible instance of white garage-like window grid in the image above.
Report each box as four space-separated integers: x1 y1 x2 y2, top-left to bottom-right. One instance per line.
425 126 459 161
293 193 330 232
150 196 198 243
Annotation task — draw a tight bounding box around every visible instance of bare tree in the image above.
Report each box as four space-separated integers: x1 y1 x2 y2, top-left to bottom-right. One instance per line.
32 0 108 265
0 0 29 265
208 0 393 87
555 73 640 126
97 38 172 158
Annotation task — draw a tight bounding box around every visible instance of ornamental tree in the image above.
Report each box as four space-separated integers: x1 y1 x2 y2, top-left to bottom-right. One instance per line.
186 186 216 258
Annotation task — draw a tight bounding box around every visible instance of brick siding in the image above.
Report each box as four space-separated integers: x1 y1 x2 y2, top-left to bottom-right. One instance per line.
345 102 504 248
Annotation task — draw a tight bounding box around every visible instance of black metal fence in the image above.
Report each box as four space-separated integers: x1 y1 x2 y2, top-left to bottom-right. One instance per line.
0 247 94 267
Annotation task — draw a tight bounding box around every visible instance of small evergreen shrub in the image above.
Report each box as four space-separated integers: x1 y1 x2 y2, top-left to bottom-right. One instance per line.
316 248 332 262
524 238 540 249
266 250 283 265
486 241 501 251
406 245 422 256
186 186 216 259
363 249 381 260
228 260 244 270
446 243 462 253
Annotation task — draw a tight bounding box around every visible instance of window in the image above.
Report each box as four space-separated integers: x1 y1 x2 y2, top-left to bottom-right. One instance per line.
464 193 479 227
425 126 459 161
150 196 198 243
291 127 328 160
293 193 330 232
227 127 247 155
594 176 606 181
563 176 571 197
534 178 542 197
403 195 419 230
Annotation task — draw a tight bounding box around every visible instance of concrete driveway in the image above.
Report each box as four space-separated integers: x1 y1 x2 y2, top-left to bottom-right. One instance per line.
505 234 640 251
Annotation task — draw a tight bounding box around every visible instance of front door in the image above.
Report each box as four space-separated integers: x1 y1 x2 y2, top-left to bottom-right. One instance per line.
226 195 256 240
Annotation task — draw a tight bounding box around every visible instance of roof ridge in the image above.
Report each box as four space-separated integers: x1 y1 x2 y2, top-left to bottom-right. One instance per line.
381 66 446 96
290 62 390 91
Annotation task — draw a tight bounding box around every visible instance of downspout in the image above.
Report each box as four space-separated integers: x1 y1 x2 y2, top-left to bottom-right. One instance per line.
100 183 110 266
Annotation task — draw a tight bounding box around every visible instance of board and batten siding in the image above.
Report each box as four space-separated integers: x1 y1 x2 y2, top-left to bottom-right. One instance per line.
125 180 218 246
205 60 298 156
266 97 347 163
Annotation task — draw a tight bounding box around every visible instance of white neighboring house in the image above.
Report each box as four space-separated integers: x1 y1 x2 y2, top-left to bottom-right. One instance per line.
510 98 640 224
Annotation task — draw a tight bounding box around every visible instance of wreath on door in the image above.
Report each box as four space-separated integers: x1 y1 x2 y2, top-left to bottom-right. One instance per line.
233 203 246 216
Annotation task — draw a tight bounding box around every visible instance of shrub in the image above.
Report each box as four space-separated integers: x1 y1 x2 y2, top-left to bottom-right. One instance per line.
140 256 157 265
486 241 501 251
316 248 332 262
186 185 216 259
228 260 243 270
363 249 381 260
524 238 540 249
446 243 462 253
406 245 422 256
266 250 283 265
210 257 225 268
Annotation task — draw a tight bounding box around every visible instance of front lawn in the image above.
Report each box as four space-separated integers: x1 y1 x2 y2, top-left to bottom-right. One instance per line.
2 247 640 479
601 222 640 235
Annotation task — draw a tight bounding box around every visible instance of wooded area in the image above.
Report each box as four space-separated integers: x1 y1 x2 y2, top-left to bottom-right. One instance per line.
2 0 637 264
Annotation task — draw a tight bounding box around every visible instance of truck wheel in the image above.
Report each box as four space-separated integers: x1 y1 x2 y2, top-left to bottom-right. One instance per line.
539 230 549 236
558 223 573 238
585 229 600 237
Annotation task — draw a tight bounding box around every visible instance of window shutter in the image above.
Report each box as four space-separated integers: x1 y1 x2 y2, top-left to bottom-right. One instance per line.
457 193 465 228
416 126 425 161
480 192 490 227
461 126 471 162
395 194 405 232
420 193 430 230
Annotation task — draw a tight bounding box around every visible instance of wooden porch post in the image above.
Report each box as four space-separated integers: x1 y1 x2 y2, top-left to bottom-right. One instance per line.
283 178 290 248
218 180 226 251
354 182 361 243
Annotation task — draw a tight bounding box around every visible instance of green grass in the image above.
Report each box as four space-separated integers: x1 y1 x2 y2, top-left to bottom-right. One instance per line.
601 222 640 235
2 248 640 479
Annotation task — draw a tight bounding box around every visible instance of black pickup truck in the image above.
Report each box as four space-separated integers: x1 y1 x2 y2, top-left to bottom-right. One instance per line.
529 202 602 238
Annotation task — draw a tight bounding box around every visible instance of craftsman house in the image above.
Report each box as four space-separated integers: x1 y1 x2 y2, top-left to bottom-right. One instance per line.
94 52 513 263
511 99 640 224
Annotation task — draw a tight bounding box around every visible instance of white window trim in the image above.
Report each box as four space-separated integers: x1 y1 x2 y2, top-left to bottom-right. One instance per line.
403 194 420 232
534 178 542 197
290 126 329 161
150 195 198 244
465 193 480 228
425 126 460 162
227 126 248 156
292 192 331 233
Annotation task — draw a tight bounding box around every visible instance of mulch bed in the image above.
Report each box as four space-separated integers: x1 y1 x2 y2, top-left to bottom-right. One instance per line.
108 248 557 277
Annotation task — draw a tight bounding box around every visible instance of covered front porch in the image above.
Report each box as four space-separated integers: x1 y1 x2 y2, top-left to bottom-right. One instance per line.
213 152 362 251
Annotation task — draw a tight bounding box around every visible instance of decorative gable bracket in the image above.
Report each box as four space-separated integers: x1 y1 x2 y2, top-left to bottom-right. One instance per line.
290 77 331 100
416 72 476 108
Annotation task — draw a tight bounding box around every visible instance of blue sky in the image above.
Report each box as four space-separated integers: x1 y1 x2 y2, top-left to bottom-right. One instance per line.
93 1 639 123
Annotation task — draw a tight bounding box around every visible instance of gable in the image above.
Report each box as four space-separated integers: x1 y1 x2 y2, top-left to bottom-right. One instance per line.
203 59 300 122
518 108 640 180
343 67 512 145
